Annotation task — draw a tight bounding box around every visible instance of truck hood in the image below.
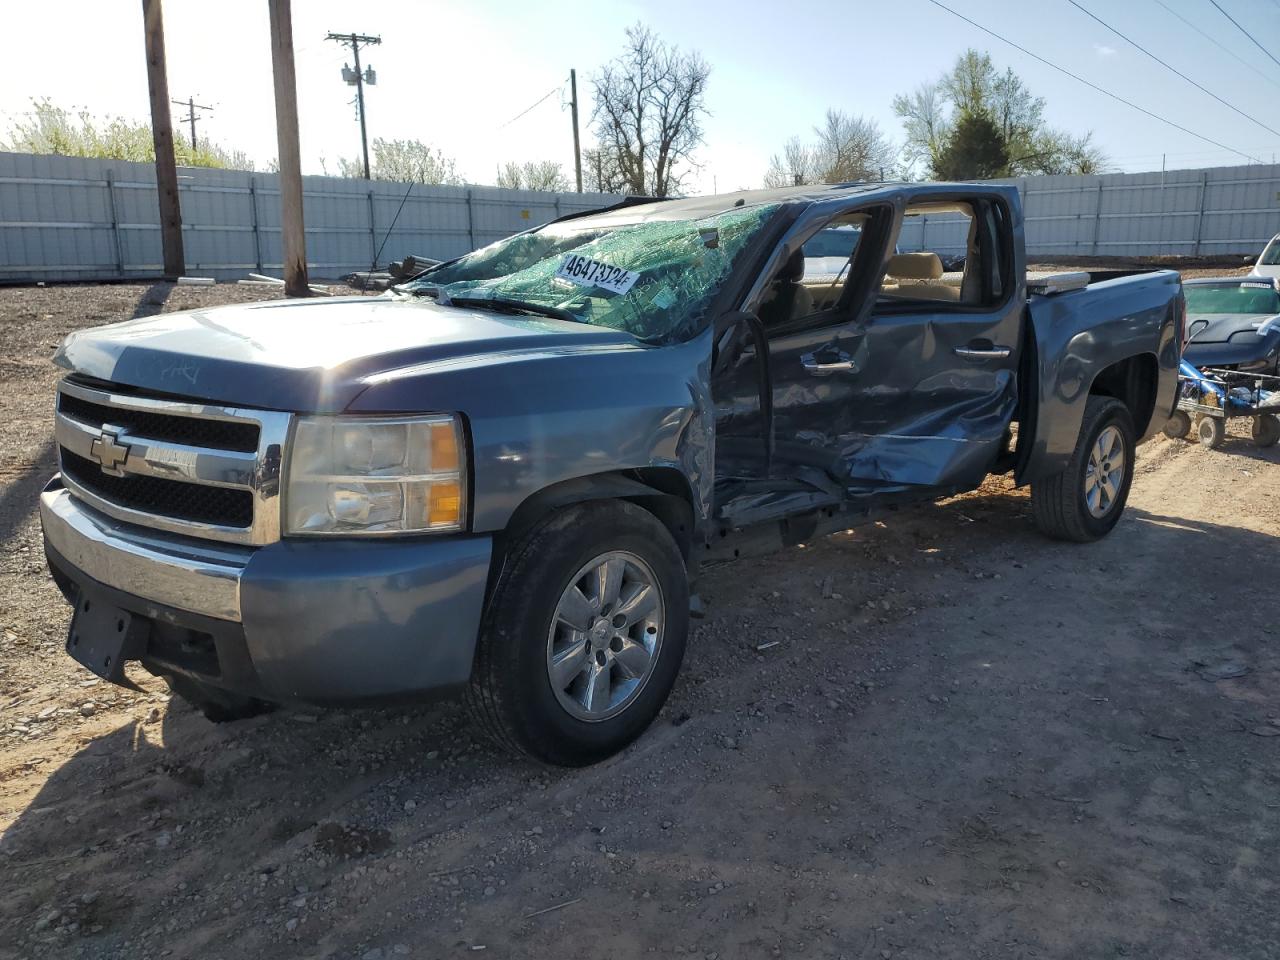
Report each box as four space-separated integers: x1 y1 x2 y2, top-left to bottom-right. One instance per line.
1186 311 1279 344
54 294 636 412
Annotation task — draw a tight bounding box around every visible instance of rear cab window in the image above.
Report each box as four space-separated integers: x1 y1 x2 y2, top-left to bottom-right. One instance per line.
875 197 1011 311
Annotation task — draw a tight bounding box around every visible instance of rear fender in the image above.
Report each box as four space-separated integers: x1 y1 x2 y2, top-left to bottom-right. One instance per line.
1016 271 1181 484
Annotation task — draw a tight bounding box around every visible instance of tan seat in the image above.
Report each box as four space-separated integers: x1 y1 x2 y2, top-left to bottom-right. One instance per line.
884 252 960 301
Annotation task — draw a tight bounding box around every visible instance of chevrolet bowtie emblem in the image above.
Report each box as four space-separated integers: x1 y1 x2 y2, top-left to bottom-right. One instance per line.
89 430 130 476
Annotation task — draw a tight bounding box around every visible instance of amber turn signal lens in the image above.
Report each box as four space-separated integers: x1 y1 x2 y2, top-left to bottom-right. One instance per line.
428 480 462 527
430 422 460 473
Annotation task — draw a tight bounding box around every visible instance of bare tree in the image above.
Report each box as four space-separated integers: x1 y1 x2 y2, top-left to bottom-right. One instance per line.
762 111 894 187
496 160 570 192
891 84 947 177
763 137 818 187
582 145 627 194
590 24 710 196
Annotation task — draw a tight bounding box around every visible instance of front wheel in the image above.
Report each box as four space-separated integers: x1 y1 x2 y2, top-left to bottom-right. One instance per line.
1031 396 1136 542
468 500 689 766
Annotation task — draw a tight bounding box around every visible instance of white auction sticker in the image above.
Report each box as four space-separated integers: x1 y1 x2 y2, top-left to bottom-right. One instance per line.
555 254 639 295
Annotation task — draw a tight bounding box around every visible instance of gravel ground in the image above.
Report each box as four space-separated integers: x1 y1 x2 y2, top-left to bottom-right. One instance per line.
2 278 1279 960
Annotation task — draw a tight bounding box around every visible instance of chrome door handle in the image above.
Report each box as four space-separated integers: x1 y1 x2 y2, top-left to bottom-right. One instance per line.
801 356 857 375
954 345 1012 359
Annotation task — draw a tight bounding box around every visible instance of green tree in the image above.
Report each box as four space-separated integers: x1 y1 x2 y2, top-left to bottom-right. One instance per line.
893 51 1108 178
932 111 1010 181
3 97 254 169
339 138 461 185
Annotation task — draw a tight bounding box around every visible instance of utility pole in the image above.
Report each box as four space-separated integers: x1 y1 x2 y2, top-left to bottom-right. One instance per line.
570 68 582 193
269 0 309 296
326 32 381 179
171 95 214 150
141 0 184 278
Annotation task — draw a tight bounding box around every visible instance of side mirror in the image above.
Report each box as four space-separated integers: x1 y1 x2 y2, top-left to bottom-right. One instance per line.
1243 255 1257 265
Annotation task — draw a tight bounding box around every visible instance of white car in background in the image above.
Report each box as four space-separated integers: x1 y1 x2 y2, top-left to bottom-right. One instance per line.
1253 234 1280 280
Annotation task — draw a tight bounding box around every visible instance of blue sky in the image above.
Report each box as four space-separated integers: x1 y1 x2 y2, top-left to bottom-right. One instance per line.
8 0 1280 192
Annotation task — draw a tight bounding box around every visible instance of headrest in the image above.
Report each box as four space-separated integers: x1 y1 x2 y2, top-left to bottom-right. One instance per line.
887 252 943 280
777 248 805 283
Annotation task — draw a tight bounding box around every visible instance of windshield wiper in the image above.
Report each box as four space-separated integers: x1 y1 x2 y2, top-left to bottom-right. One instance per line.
445 294 581 325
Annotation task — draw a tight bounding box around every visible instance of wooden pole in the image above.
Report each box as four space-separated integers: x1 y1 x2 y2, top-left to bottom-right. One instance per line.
268 0 309 297
570 69 582 193
142 0 184 279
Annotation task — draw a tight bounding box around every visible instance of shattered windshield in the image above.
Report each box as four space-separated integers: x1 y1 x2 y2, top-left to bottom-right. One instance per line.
402 203 780 343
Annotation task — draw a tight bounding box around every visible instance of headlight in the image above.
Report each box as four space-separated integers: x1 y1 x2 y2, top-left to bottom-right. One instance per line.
284 415 465 535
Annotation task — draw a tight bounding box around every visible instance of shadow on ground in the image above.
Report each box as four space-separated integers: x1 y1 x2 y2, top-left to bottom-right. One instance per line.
4 488 1280 958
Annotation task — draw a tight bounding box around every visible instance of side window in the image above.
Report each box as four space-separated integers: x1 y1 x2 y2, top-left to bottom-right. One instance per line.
876 199 1008 310
756 213 868 332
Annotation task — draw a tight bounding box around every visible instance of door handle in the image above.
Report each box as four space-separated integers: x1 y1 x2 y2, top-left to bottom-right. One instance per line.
954 345 1012 359
801 354 857 376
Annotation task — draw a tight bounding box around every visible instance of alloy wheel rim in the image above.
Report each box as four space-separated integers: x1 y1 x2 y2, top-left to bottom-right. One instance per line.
545 550 665 722
1084 425 1126 518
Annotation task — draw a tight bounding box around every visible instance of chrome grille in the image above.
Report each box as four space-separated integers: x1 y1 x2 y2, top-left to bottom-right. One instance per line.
55 379 292 545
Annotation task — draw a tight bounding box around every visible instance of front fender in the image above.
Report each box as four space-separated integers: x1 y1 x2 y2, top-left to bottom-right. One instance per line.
1019 271 1181 483
347 328 717 533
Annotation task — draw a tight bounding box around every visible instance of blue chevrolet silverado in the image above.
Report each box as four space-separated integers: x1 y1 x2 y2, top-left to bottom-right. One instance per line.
40 182 1183 765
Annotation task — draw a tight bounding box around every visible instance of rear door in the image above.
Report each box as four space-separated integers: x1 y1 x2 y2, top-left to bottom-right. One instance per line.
715 191 1024 499
836 195 1023 491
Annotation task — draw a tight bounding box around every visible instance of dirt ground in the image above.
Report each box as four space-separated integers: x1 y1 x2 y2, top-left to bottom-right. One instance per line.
2 278 1279 960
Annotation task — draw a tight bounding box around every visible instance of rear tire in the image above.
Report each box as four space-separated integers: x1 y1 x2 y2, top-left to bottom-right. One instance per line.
1197 415 1225 449
1031 396 1135 543
1162 410 1191 440
467 500 689 767
162 674 275 723
1252 414 1280 448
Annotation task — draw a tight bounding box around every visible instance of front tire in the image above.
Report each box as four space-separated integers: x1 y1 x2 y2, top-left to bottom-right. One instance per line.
468 500 689 766
1031 396 1135 542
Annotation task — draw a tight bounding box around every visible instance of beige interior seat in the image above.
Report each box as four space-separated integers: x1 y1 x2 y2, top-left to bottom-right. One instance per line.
884 252 960 301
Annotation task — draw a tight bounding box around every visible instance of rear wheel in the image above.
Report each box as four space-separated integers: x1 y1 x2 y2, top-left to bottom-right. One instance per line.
1031 396 1135 542
1162 410 1191 440
1252 414 1280 448
1197 415 1226 449
468 500 689 766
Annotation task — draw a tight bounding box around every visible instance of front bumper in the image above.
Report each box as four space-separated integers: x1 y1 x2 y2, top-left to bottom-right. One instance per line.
40 480 493 704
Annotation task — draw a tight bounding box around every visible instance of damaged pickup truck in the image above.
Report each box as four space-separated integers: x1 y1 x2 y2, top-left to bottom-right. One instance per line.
41 183 1183 765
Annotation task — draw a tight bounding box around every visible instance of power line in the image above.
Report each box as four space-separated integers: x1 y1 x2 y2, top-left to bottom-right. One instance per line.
1207 0 1280 71
1066 1 1280 138
923 0 1263 164
497 84 563 129
1151 0 1280 92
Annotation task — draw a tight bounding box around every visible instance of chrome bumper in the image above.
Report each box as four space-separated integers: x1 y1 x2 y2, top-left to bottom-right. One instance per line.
40 486 250 622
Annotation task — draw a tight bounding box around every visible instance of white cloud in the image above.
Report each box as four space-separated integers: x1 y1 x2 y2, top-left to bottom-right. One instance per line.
1094 44 1118 57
